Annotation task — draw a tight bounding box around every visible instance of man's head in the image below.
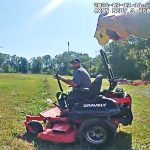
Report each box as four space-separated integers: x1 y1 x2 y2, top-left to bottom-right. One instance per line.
70 59 81 70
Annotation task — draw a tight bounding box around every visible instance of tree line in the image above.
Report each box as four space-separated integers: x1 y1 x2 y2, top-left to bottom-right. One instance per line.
0 36 149 80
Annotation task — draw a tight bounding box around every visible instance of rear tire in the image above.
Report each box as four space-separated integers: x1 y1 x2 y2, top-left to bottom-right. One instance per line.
26 121 43 135
79 118 115 145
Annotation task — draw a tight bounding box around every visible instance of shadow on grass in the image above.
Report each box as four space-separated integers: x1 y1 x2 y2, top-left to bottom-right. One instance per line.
17 131 132 150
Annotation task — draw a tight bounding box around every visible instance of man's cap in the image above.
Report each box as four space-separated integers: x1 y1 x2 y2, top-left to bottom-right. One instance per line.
70 58 81 64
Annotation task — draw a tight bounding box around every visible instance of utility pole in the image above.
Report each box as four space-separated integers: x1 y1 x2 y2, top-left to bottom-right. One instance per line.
67 41 69 52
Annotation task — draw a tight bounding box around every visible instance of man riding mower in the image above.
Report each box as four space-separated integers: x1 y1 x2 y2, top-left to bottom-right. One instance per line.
54 58 92 112
25 49 133 145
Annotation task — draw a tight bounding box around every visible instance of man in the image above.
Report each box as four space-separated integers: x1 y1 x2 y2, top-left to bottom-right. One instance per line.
55 58 91 110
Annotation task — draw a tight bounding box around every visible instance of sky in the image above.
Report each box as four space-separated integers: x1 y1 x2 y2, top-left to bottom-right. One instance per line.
0 0 141 59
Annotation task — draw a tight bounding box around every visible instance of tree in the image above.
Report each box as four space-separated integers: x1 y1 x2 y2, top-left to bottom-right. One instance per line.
104 36 150 79
42 55 54 74
54 51 93 75
0 37 149 80
54 51 74 75
30 57 43 73
18 57 28 73
9 55 19 72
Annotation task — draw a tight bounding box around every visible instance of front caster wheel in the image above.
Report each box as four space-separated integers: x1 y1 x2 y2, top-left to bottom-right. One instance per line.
26 121 43 135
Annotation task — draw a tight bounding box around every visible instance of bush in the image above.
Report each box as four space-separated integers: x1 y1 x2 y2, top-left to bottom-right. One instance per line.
0 68 4 73
141 70 150 80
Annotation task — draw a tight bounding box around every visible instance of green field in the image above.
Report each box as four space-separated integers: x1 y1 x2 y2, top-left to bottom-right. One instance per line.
0 74 150 150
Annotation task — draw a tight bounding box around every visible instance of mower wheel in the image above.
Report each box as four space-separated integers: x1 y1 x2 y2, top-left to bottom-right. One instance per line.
79 118 114 145
26 121 43 135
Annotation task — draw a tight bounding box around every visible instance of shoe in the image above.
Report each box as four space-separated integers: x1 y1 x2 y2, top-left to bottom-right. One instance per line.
59 108 69 117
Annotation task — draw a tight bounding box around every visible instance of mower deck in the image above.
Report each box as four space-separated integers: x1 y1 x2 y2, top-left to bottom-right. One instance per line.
40 107 61 118
25 107 78 143
37 123 78 143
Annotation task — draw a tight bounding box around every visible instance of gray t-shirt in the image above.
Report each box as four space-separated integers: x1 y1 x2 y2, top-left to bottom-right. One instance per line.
73 67 91 89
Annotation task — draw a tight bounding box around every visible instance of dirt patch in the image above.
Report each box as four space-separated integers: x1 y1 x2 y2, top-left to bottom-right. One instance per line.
141 88 150 99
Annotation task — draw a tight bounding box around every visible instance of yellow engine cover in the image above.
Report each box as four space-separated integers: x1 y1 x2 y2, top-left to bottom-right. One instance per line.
95 27 109 45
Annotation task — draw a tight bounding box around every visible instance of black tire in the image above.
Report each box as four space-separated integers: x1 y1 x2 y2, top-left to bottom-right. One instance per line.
26 121 43 135
120 108 133 126
79 118 115 145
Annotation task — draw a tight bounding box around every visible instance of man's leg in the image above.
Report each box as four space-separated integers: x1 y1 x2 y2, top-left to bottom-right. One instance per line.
58 98 66 110
66 90 86 110
56 92 67 110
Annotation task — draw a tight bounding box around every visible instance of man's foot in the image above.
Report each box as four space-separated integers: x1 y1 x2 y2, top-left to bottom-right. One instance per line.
59 108 69 117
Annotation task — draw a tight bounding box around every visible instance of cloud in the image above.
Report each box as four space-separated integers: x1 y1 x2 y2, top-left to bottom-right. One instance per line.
34 0 92 21
36 0 65 19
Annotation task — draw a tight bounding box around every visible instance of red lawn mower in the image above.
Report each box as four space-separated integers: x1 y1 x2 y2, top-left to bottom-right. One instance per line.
25 49 133 145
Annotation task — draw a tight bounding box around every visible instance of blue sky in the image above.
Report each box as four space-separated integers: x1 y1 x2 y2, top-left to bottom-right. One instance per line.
0 0 140 59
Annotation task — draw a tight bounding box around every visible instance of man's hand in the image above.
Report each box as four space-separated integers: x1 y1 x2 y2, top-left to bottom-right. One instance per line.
53 74 62 80
53 74 78 88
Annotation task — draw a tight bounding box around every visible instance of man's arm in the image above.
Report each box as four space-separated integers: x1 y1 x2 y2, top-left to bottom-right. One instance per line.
56 75 78 88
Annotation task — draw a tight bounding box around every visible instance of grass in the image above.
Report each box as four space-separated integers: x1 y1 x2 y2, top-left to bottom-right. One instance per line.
0 73 149 150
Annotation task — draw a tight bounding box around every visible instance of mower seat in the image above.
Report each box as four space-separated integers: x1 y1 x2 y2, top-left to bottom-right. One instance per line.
89 74 103 98
74 75 103 97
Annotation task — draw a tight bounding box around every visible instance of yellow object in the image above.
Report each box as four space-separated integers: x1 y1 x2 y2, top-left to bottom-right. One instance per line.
95 27 109 45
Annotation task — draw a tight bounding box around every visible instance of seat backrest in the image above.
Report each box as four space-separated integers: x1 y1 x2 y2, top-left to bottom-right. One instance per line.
89 75 103 97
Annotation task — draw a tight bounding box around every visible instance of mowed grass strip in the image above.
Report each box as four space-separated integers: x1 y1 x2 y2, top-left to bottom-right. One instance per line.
0 73 149 150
